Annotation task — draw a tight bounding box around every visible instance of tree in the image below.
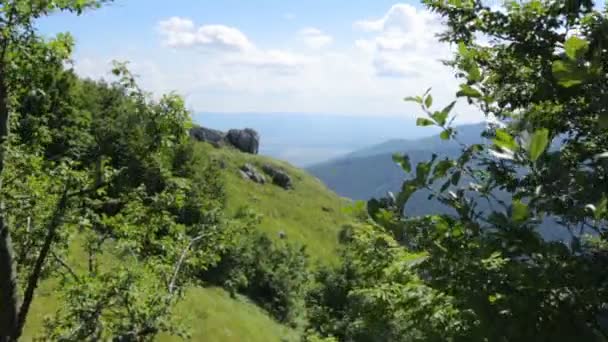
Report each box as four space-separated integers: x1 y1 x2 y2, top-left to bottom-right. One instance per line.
363 0 608 340
306 223 469 342
308 1 608 341
0 1 111 339
0 2 239 339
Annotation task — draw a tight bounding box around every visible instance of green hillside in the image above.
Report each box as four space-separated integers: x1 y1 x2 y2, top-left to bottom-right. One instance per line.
22 142 352 341
200 142 352 262
24 283 299 342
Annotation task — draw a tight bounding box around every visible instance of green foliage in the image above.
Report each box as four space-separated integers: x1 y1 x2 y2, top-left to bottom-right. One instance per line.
527 128 549 162
306 224 469 342
323 1 608 341
311 1 608 341
201 228 311 327
0 6 237 336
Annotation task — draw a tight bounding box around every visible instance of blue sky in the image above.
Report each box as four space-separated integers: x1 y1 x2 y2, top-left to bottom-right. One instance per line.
37 0 482 122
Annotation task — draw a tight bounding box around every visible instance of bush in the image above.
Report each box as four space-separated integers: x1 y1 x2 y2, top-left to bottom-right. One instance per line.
200 230 311 326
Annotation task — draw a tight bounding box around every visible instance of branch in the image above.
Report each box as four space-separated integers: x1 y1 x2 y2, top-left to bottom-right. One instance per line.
14 186 70 338
51 251 79 282
168 233 206 294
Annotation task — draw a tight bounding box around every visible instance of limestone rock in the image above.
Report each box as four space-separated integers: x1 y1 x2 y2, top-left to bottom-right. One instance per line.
240 163 266 184
189 126 225 147
189 126 260 155
226 128 260 154
262 164 293 189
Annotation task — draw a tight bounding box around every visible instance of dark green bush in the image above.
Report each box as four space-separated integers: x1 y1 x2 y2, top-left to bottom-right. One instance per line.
200 230 311 326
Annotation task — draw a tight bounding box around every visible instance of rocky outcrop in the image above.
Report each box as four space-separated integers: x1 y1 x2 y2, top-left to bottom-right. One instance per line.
189 126 225 147
226 128 260 154
239 163 266 184
262 164 293 189
190 125 260 154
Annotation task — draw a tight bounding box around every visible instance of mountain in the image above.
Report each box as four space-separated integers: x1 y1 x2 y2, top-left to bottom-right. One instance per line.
24 141 354 341
308 123 486 201
193 112 436 166
308 123 571 242
344 123 486 159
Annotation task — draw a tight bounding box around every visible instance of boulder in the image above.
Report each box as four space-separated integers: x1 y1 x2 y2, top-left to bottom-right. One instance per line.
226 128 260 154
240 163 266 184
262 164 293 189
189 126 225 147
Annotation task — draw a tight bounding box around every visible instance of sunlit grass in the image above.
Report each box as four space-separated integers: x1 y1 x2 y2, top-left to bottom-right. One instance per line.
200 142 352 263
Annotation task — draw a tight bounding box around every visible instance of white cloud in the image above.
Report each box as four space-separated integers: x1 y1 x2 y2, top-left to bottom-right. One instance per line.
355 3 438 34
298 27 333 49
225 49 312 72
158 16 311 73
158 17 253 51
73 7 482 124
354 4 449 79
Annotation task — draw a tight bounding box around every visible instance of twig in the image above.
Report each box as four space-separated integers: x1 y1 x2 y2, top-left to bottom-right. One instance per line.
168 232 207 294
50 251 79 282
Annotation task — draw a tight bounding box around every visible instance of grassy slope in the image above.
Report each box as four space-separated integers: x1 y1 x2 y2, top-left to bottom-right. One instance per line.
23 142 352 341
201 142 352 262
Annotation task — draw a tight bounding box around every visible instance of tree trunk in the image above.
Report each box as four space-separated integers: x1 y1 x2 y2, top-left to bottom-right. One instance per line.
0 219 19 342
0 63 19 341
14 190 68 339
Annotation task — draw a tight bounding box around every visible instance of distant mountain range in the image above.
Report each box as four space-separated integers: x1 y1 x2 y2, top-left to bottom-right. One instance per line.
308 123 572 242
308 123 486 202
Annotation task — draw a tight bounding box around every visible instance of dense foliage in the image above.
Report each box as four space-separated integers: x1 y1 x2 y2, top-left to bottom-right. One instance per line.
306 1 608 341
0 1 241 340
307 223 469 342
202 224 310 327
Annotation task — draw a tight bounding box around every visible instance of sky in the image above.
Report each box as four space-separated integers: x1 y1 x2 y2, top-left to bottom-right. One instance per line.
37 0 485 123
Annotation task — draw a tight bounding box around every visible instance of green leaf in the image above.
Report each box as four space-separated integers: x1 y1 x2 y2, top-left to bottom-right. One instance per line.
467 63 481 82
511 200 529 223
415 161 432 184
433 159 456 180
552 60 589 88
451 171 461 186
457 41 469 56
397 180 419 210
431 101 455 126
442 101 456 119
404 96 422 104
440 129 452 140
595 196 608 220
416 118 436 127
431 111 449 127
528 128 549 162
456 84 482 98
564 36 589 60
493 129 518 151
392 154 411 173
424 94 433 108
